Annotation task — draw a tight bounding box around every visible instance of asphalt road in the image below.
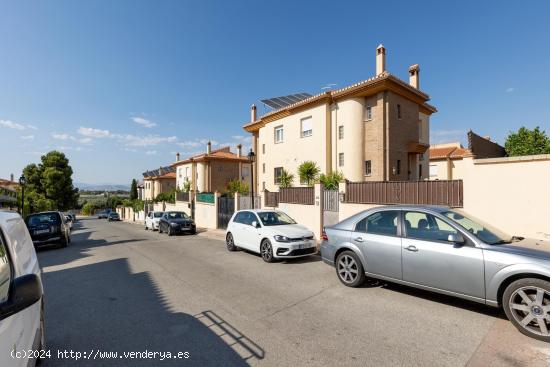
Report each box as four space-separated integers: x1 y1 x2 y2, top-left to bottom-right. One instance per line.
36 218 550 366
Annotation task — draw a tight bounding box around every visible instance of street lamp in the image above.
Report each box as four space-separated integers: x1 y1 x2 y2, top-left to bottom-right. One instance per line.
19 175 26 216
247 149 256 209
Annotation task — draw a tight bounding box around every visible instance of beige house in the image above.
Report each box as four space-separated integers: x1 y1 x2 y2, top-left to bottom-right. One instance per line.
172 142 251 193
243 45 436 192
142 166 176 201
429 130 506 180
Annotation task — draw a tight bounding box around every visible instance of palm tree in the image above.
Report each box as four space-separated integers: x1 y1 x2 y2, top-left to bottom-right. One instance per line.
298 161 320 187
319 171 345 190
278 169 294 188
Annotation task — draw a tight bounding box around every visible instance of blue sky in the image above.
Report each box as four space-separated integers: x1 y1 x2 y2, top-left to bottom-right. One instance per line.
1 0 549 185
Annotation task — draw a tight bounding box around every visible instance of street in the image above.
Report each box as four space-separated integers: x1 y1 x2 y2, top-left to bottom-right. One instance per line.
37 218 550 366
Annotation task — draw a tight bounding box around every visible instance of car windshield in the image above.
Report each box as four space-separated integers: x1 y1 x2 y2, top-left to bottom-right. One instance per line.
257 211 296 226
443 210 513 245
154 212 163 218
26 213 60 226
166 212 188 219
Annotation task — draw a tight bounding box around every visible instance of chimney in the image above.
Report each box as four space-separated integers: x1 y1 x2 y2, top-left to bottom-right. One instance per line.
159 166 163 175
376 44 386 75
237 144 242 157
250 104 257 122
10 173 14 182
206 141 212 154
176 152 180 161
409 64 420 89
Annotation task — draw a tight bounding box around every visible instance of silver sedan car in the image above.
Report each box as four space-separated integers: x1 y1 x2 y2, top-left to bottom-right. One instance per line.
321 205 550 341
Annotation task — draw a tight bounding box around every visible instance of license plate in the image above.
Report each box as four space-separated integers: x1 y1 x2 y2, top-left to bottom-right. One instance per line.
297 243 310 249
35 229 49 235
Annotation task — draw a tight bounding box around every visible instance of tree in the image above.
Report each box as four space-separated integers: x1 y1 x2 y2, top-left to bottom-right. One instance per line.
226 179 249 195
504 126 550 156
298 161 320 187
130 179 138 200
82 202 97 215
182 179 191 193
319 171 345 190
278 169 294 188
154 190 176 204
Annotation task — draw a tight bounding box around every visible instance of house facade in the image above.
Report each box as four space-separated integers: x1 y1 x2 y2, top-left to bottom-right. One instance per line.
172 142 251 193
243 45 436 192
142 166 176 201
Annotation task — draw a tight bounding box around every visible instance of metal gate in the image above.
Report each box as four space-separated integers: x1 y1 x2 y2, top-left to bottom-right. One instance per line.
217 196 235 229
239 195 261 210
323 189 340 227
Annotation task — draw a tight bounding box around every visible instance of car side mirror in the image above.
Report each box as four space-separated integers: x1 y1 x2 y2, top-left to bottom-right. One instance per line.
448 233 465 245
0 274 42 321
251 221 260 228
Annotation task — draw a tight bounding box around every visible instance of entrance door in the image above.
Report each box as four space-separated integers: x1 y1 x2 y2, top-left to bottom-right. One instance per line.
217 196 235 230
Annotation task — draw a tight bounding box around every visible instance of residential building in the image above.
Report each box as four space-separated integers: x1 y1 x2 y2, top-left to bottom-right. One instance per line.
429 130 506 180
243 45 436 192
0 174 20 191
142 166 176 201
171 142 251 193
137 182 144 200
0 175 18 209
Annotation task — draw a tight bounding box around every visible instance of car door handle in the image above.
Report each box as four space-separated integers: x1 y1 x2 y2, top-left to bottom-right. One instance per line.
354 237 364 243
404 245 418 252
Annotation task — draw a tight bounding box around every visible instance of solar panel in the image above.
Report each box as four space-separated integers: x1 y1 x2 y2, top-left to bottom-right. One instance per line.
261 92 312 110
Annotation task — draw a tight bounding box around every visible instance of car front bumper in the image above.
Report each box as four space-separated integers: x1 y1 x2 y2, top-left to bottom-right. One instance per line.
274 240 318 258
170 224 196 233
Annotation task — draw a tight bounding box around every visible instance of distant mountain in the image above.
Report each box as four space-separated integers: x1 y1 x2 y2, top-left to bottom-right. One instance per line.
75 182 130 192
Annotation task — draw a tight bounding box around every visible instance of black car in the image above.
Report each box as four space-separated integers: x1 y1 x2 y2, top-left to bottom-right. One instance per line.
158 211 196 236
108 212 120 221
25 211 71 248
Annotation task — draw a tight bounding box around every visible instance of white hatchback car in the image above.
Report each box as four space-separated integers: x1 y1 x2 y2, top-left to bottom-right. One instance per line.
0 210 44 367
226 209 317 262
144 211 163 231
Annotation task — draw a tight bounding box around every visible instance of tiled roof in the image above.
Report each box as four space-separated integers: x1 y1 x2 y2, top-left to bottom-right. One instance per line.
173 147 249 166
429 146 471 160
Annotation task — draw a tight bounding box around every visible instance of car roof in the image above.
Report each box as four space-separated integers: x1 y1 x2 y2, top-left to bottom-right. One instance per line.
235 209 281 213
0 210 22 225
27 211 61 216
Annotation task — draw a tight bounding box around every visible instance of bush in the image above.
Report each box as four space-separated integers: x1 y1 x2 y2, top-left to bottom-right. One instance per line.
298 161 320 187
278 169 294 188
319 171 345 190
82 202 97 215
226 179 249 195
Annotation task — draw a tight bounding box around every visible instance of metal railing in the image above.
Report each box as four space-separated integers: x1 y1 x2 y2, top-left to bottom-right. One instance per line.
323 189 339 212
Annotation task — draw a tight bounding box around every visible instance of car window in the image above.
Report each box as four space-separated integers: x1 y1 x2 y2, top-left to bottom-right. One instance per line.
154 212 163 218
237 211 256 226
233 212 246 224
404 211 458 242
257 211 296 226
26 212 61 226
166 212 188 219
0 230 12 303
356 211 399 236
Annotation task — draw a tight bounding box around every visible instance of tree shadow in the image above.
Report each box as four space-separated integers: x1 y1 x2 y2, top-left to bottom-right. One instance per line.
41 258 264 366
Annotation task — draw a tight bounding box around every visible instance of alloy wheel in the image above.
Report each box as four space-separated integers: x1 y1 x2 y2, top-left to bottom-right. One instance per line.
226 234 235 251
509 286 550 336
337 255 359 284
261 241 272 262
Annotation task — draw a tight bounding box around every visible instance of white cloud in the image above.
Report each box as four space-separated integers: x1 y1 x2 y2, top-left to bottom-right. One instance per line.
505 87 515 93
132 117 157 128
117 134 177 147
231 135 252 143
177 140 202 149
26 124 38 130
145 150 157 155
1 119 26 130
21 135 35 140
52 133 71 140
78 126 111 138
78 137 93 144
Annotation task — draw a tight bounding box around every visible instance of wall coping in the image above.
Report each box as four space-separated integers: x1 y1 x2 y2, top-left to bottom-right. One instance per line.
473 154 550 165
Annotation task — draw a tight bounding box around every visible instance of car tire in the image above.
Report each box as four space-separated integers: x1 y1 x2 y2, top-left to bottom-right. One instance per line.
260 239 275 263
226 233 237 252
60 235 69 248
503 278 550 341
158 224 163 234
168 226 173 236
335 250 365 287
145 223 148 230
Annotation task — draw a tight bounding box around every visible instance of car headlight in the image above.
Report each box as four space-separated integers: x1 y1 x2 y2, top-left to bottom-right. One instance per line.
170 222 179 226
274 235 291 242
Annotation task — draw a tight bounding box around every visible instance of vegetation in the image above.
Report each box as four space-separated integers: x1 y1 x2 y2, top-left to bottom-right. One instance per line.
81 202 97 215
226 179 249 195
20 151 79 215
130 179 138 200
278 169 294 188
154 189 176 204
504 126 550 156
319 171 345 190
181 179 191 193
298 161 320 187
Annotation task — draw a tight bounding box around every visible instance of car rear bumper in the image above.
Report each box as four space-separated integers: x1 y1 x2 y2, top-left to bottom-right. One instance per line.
320 241 335 266
33 236 62 246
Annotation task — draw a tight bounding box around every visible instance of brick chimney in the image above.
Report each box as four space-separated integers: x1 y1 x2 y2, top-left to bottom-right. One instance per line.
10 173 14 182
250 104 257 122
376 44 386 75
176 152 180 161
159 166 163 175
409 64 420 89
206 141 212 154
237 144 242 157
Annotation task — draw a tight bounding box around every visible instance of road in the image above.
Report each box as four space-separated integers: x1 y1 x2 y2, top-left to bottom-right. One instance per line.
36 217 550 366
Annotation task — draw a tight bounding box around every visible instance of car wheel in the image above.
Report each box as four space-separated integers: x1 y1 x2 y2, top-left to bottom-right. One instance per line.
158 224 163 234
503 278 550 341
168 226 173 236
226 233 237 252
145 223 148 230
335 250 365 287
260 239 275 263
60 235 69 248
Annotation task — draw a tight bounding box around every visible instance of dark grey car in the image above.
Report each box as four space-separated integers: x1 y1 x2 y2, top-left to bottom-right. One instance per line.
320 205 550 341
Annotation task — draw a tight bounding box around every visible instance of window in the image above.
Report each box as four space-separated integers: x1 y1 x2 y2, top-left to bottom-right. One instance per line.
262 144 265 154
364 106 372 121
185 167 189 177
301 117 312 137
257 211 297 226
397 104 402 119
262 163 265 173
396 160 401 175
238 211 258 226
419 164 423 178
429 164 439 177
338 153 344 167
274 126 284 143
0 231 11 302
178 168 182 178
355 211 399 236
404 211 458 242
338 125 344 139
233 212 247 224
262 181 265 191
274 167 283 184
365 160 372 176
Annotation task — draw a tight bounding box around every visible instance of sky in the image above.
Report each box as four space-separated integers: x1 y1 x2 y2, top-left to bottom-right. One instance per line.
1 0 549 185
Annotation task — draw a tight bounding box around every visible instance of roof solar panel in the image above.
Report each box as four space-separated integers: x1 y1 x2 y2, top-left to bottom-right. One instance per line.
261 92 312 110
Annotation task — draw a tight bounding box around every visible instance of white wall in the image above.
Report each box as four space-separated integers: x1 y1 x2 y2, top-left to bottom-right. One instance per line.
195 201 217 229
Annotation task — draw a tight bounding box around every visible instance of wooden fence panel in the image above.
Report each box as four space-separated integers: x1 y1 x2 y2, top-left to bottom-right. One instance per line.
279 187 314 205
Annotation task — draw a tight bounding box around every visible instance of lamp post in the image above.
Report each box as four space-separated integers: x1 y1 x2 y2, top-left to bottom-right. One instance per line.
247 149 256 209
19 175 26 216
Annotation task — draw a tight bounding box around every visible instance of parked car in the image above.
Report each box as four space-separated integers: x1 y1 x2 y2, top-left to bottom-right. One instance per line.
97 210 108 219
321 205 550 341
158 211 196 236
0 210 45 366
67 213 76 223
25 211 70 248
145 211 163 231
226 210 316 263
108 212 120 221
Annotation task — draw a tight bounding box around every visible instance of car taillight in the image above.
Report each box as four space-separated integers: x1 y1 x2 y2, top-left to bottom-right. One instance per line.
321 229 328 241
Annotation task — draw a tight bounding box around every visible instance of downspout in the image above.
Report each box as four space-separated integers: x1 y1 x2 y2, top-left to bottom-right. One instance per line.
383 91 389 180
